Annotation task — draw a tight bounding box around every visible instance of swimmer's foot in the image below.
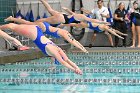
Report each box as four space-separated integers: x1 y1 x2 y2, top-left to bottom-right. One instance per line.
137 45 140 48
18 46 30 51
4 16 13 22
9 45 30 51
130 45 135 48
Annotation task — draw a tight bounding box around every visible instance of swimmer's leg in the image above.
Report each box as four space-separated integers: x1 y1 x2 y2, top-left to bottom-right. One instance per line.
5 16 34 25
0 29 22 46
73 14 108 24
36 16 63 24
0 29 29 50
104 32 114 46
39 0 60 16
38 0 65 23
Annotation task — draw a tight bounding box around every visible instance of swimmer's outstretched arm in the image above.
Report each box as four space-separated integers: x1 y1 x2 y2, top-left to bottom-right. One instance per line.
0 26 29 50
0 29 22 46
57 49 82 74
62 7 75 15
102 26 124 39
81 7 92 14
56 24 88 53
62 7 109 24
112 29 128 36
60 23 83 28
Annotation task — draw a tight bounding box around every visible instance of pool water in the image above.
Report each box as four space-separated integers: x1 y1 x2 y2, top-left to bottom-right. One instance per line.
0 51 140 93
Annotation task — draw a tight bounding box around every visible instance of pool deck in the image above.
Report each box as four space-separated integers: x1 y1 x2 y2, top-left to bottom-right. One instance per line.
71 47 140 53
0 44 71 64
0 45 140 64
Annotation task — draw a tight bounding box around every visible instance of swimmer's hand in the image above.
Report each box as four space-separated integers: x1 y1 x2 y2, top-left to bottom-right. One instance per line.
74 68 83 75
106 23 111 25
98 21 111 25
84 49 89 53
62 7 68 10
57 24 65 28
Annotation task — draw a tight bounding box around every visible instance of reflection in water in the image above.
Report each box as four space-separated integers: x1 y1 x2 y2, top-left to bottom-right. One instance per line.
62 84 87 93
93 86 110 93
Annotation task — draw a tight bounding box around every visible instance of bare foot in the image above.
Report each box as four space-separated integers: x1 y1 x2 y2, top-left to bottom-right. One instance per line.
4 16 13 22
18 46 30 51
130 45 135 48
137 45 140 48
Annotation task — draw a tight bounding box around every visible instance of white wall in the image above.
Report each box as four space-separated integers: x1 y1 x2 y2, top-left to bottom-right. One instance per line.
0 0 135 50
16 0 134 19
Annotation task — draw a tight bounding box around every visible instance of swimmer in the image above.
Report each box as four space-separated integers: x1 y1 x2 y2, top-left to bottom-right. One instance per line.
35 0 108 25
60 22 128 39
5 16 88 53
0 23 82 75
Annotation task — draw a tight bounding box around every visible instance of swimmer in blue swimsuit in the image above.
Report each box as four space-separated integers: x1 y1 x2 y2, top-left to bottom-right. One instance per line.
35 0 108 26
87 22 103 33
61 21 128 39
43 22 61 38
5 16 88 53
0 23 82 75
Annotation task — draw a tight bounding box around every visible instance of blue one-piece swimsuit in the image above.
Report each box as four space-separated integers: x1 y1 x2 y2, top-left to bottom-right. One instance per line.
63 14 81 24
87 22 103 33
50 23 61 27
33 26 60 64
43 22 61 38
33 26 54 55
